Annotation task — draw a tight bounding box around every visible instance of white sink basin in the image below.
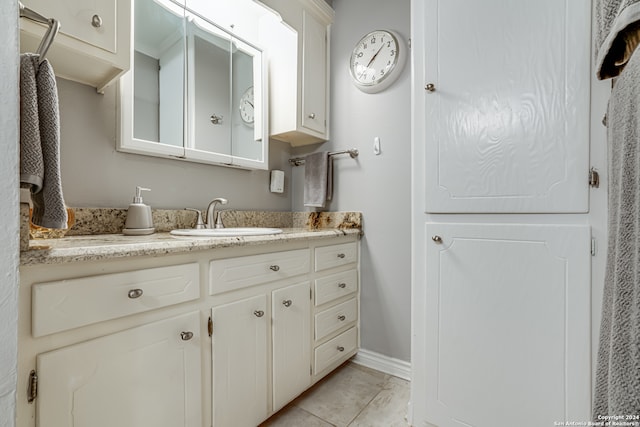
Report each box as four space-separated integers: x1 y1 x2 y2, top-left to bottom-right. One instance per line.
170 227 283 237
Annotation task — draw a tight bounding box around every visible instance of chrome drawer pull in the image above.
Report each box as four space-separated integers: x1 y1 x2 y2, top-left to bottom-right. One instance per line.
432 235 443 244
308 112 316 119
254 310 265 318
180 331 193 341
338 315 346 321
269 265 280 272
128 289 143 299
337 253 346 259
338 283 347 289
282 299 292 307
91 14 102 28
337 346 345 352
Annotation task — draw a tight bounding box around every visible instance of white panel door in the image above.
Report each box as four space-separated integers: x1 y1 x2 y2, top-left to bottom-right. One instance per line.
423 0 591 213
301 9 327 135
36 312 202 427
424 223 591 427
211 295 268 427
272 282 311 412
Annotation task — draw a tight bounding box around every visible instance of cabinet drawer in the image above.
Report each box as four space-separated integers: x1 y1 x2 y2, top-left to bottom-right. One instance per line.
315 269 357 306
32 263 200 337
210 249 310 295
315 298 357 341
315 242 357 271
314 326 358 374
23 0 118 53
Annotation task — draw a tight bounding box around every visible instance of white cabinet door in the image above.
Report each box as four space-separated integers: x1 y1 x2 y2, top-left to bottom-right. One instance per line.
423 223 590 427
272 281 311 412
422 0 591 213
211 295 268 427
301 9 327 136
36 312 202 427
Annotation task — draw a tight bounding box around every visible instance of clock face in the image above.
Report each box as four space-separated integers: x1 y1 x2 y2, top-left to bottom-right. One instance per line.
239 86 254 124
349 30 404 93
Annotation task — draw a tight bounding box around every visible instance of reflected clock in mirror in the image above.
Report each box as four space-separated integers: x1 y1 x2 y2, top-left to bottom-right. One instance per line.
239 86 254 125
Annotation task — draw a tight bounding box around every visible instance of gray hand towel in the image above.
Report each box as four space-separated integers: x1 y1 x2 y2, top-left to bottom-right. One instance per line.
20 53 68 229
594 0 640 79
593 37 640 420
303 151 333 208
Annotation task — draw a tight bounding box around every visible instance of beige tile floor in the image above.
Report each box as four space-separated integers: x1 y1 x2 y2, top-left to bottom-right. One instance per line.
261 362 410 427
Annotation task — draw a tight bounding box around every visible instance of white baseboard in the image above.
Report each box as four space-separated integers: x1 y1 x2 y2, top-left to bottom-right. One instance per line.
352 348 411 381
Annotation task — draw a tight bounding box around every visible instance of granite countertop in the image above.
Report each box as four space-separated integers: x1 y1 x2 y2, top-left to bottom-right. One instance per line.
20 228 362 266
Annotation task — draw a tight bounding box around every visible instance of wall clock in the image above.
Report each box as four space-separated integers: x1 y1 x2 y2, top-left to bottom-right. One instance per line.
239 86 254 125
349 29 406 93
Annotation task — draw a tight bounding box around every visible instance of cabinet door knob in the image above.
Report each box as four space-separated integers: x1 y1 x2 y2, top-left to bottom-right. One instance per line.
91 14 102 28
308 113 316 119
180 331 194 341
338 282 347 289
432 235 443 244
338 315 346 321
337 346 345 352
269 265 280 272
128 289 143 299
282 299 292 307
425 83 436 92
337 253 346 259
254 310 265 317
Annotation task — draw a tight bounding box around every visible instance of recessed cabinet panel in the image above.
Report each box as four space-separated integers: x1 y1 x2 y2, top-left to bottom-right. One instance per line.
423 0 591 213
272 282 311 412
211 295 268 427
424 223 591 426
36 311 202 427
32 263 200 337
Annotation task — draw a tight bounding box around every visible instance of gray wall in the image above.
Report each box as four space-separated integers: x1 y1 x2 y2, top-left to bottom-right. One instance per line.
0 2 19 426
57 78 293 211
292 0 412 362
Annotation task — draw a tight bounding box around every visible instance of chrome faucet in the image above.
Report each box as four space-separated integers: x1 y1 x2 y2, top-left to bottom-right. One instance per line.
205 198 228 229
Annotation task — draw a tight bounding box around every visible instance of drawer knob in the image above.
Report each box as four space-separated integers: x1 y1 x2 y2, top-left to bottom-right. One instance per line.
337 253 346 259
254 310 265 317
269 265 280 272
128 289 143 299
180 331 194 341
91 14 102 28
337 346 345 352
425 83 436 92
432 235 443 244
338 283 347 289
282 299 292 307
308 112 316 119
338 315 346 321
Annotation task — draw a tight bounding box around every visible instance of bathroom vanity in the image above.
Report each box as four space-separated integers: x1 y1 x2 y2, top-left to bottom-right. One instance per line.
17 229 360 427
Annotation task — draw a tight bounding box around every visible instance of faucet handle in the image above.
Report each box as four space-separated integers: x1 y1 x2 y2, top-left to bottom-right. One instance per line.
214 210 225 229
184 208 205 229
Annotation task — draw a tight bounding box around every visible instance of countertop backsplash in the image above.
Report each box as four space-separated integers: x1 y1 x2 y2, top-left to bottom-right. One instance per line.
20 206 362 251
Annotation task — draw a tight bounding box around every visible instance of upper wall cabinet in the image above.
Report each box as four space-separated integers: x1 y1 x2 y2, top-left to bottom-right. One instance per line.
117 0 271 170
19 0 131 94
260 0 334 146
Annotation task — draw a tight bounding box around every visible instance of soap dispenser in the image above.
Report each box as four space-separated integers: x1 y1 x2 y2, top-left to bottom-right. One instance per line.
123 186 155 235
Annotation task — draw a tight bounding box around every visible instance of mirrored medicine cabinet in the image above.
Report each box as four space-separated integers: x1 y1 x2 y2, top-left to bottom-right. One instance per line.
118 0 269 169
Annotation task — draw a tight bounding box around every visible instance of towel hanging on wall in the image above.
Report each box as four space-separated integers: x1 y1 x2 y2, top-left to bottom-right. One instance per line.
20 53 68 229
303 151 333 209
593 0 640 420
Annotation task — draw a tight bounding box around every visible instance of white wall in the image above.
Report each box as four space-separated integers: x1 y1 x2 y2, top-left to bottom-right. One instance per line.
57 78 293 211
0 2 19 426
292 0 412 362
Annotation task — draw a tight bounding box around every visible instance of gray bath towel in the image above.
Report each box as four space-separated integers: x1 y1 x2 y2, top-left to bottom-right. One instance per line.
593 40 640 420
20 53 68 229
594 0 640 79
303 151 333 208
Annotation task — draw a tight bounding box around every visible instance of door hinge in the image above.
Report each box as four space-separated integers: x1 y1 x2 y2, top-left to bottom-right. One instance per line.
208 316 213 337
310 288 312 300
589 167 600 188
310 365 313 375
28 370 38 403
591 238 597 256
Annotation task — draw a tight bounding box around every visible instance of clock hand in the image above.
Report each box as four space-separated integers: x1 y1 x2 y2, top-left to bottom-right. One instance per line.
358 43 385 79
248 101 254 108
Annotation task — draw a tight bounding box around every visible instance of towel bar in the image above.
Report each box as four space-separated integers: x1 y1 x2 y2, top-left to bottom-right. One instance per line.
19 2 60 64
289 149 359 166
